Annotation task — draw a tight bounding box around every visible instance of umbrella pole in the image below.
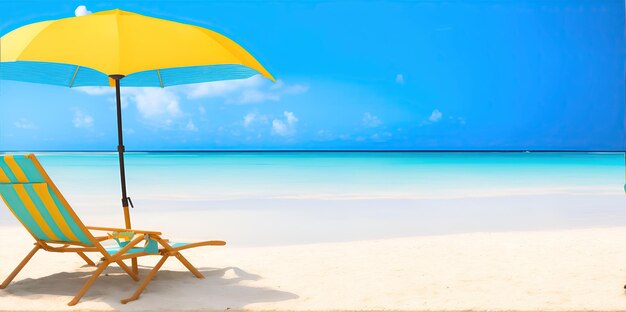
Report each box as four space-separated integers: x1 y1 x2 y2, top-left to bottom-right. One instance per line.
111 75 138 274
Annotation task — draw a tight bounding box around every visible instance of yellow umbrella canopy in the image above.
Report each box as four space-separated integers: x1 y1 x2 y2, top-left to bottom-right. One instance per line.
0 9 275 243
1 9 274 86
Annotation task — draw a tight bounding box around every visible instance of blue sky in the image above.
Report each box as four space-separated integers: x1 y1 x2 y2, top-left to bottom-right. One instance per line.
0 0 624 151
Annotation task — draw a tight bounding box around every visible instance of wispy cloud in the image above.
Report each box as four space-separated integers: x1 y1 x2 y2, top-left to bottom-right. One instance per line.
14 118 36 129
449 116 466 125
362 112 382 127
285 111 298 124
419 109 443 126
395 74 404 85
75 87 113 96
316 129 332 140
76 87 184 128
73 110 94 128
419 109 466 127
184 76 309 104
271 120 287 136
316 130 351 141
242 111 268 128
272 111 299 137
270 80 310 94
74 75 308 131
370 131 392 142
124 88 183 122
185 119 198 132
429 109 443 122
75 5 92 17
185 76 264 99
76 87 184 127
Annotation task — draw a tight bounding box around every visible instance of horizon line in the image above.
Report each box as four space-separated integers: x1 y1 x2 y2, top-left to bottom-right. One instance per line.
0 149 625 153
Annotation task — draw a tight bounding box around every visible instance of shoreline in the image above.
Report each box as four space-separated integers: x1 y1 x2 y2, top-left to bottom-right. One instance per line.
3 193 626 247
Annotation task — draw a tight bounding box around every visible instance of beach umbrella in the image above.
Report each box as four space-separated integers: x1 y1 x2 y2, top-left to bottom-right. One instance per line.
0 9 274 242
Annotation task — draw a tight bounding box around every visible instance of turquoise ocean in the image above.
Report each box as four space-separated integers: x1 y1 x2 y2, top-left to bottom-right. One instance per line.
1 151 626 245
32 151 625 199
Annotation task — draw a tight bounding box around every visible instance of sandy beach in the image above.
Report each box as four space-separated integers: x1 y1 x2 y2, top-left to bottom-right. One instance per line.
2 195 626 311
0 0 622 309
1 226 626 311
1 153 625 311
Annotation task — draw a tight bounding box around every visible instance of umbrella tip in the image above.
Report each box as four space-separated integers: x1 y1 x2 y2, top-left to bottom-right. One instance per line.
92 8 127 16
108 8 128 15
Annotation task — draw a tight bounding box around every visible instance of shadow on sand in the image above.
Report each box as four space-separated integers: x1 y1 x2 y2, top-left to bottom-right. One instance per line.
0 265 298 310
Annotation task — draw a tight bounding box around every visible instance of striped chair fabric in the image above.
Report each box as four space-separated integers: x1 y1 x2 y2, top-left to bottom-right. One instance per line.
0 155 92 245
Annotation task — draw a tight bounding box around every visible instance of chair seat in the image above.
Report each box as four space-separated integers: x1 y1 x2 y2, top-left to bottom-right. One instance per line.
105 242 189 255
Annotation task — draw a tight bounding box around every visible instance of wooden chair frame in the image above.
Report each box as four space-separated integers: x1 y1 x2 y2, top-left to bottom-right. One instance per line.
0 154 225 305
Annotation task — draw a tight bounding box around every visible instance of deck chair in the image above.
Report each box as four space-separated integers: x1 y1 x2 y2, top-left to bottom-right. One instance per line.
0 154 225 305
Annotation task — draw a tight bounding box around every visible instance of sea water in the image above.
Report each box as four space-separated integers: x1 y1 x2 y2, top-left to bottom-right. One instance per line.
1 151 625 245
31 151 625 201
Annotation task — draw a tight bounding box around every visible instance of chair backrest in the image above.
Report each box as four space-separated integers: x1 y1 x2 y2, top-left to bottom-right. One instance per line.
0 154 93 246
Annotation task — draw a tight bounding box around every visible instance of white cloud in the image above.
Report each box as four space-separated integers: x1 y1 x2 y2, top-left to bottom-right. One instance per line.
429 109 443 123
75 86 131 109
272 81 309 94
419 109 444 126
419 109 465 127
76 86 182 125
77 87 183 129
75 5 92 17
184 75 309 104
362 112 382 127
243 113 256 128
239 89 280 103
395 74 404 84
14 118 36 129
272 120 288 136
242 112 268 128
185 119 198 132
124 88 182 126
75 86 113 96
270 80 285 89
74 76 308 131
73 110 94 128
285 111 298 125
185 76 264 99
272 111 299 137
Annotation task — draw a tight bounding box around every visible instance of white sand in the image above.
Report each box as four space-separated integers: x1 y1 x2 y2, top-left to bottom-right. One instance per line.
2 225 626 311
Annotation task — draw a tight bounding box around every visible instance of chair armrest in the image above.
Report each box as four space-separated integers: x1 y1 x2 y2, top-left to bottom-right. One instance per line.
86 226 162 235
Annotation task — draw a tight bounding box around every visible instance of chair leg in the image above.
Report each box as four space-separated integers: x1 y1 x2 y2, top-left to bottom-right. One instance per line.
121 255 169 304
68 260 110 306
77 252 96 266
174 253 204 278
116 260 139 281
132 258 138 275
0 245 40 289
